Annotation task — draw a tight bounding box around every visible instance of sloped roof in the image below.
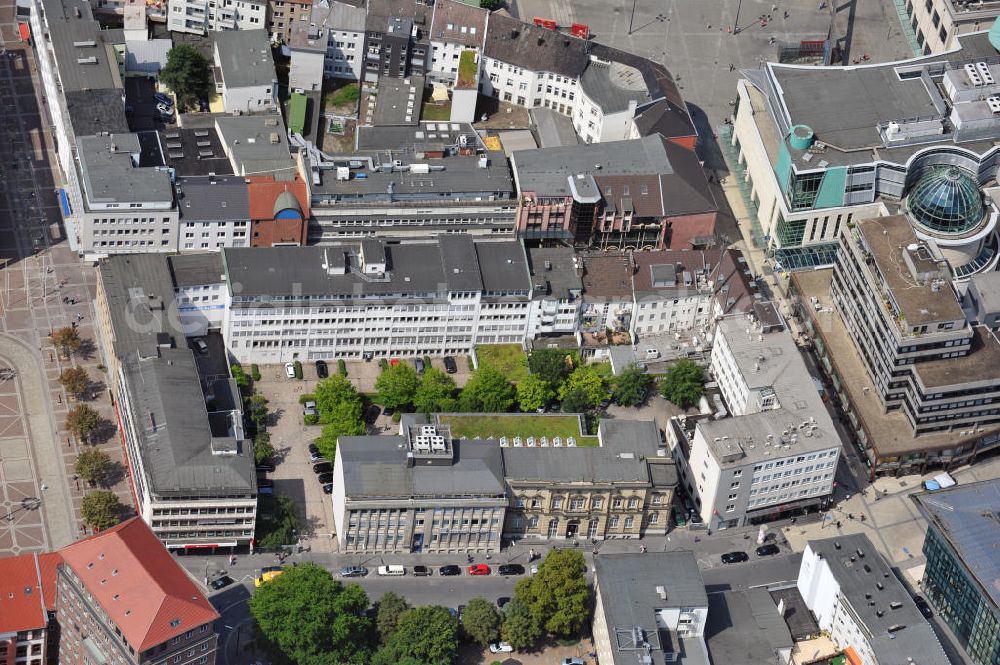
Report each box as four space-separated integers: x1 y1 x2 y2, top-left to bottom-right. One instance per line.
58 518 220 651
484 12 589 78
247 176 310 221
0 553 50 633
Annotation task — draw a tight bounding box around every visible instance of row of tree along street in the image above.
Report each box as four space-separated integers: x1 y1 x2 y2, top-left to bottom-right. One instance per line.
249 549 590 665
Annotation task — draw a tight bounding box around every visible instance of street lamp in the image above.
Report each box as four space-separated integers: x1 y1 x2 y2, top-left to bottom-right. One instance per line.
2 497 41 522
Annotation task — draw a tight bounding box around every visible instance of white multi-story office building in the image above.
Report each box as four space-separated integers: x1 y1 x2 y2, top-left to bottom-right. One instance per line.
288 0 365 93
525 247 583 338
95 255 257 551
798 534 949 665
167 0 266 34
77 134 178 258
671 303 841 529
221 236 533 363
213 29 278 113
175 175 252 250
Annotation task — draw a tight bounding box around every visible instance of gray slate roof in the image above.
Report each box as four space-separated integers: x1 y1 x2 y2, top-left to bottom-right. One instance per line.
337 437 505 498
484 12 589 78
214 29 276 89
99 255 254 495
66 89 128 137
168 253 225 288
44 0 123 93
222 238 531 300
580 60 651 114
526 246 582 300
176 176 250 222
808 534 950 665
911 479 1000 609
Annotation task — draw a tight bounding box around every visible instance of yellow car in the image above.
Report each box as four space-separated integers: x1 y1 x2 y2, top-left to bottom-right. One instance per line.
254 566 284 587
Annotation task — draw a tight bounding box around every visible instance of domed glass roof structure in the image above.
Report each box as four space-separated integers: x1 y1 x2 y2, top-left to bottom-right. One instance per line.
908 166 984 235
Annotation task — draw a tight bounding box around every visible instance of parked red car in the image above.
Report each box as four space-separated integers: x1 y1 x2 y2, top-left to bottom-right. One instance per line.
467 564 490 576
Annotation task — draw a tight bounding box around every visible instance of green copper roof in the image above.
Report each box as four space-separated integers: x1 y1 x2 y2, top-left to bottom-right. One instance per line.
990 17 1000 53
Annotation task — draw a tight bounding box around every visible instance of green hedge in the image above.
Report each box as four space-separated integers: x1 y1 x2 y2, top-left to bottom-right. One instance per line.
251 364 261 381
293 360 303 379
337 359 347 377
298 393 317 405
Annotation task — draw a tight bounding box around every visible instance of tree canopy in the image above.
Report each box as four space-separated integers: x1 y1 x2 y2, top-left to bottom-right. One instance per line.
81 490 123 531
513 548 590 638
657 359 705 409
250 564 374 665
159 44 212 111
254 493 302 549
479 0 502 10
500 597 541 650
558 365 608 409
461 597 501 646
375 591 410 644
376 362 420 411
314 375 366 459
75 448 113 487
459 366 516 413
413 368 457 413
253 431 275 465
613 363 652 407
66 404 102 442
516 374 553 413
59 366 90 397
52 326 82 359
372 605 459 665
528 348 575 388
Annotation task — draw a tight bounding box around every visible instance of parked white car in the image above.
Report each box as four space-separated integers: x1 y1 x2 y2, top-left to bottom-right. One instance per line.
284 362 296 379
489 642 513 653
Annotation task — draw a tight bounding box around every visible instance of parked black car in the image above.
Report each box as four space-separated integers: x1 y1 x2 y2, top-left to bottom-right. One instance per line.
498 564 525 576
443 356 458 374
210 575 234 590
913 596 934 618
313 461 333 474
257 478 274 489
322 482 334 495
496 596 511 610
315 360 329 378
256 462 275 473
439 565 461 576
412 565 432 576
755 544 780 557
308 442 320 456
721 551 749 564
317 472 334 484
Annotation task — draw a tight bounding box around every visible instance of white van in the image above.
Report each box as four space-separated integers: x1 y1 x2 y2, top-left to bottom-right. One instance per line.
377 565 405 576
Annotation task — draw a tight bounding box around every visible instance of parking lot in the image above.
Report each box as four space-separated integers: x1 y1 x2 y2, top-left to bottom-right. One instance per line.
124 76 174 132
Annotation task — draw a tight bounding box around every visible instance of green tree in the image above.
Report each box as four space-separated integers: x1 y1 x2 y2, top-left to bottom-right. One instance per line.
613 363 652 407
52 326 82 359
81 490 123 531
254 494 302 549
59 366 90 398
314 375 366 459
516 374 553 412
500 597 541 650
557 365 608 408
459 366 516 412
560 387 592 414
247 393 269 430
253 431 274 465
376 362 420 411
528 348 575 388
75 447 113 487
250 564 374 665
372 606 459 665
66 404 102 442
513 548 589 638
657 359 705 409
479 0 502 9
461 597 501 646
231 363 250 393
413 368 457 413
375 591 410 644
159 44 212 111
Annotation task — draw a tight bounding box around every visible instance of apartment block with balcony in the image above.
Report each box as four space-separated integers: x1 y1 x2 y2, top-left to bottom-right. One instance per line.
525 247 583 338
427 0 487 84
791 215 1000 477
332 423 507 554
288 1 366 92
95 254 257 551
672 303 842 529
167 0 266 35
362 0 430 82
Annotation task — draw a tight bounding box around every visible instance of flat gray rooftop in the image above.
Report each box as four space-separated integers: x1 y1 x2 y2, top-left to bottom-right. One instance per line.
44 0 123 93
372 76 425 126
807 534 950 665
312 153 513 198
526 246 582 300
176 176 250 222
214 29 276 89
214 114 297 180
705 589 793 665
77 134 173 206
911 479 1000 610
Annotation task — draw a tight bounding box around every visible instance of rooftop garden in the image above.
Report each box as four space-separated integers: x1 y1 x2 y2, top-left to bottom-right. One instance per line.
457 49 478 89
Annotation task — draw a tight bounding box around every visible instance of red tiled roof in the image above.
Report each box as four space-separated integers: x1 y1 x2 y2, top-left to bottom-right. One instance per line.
38 552 62 613
58 518 219 651
666 213 719 250
0 553 49 633
247 176 310 221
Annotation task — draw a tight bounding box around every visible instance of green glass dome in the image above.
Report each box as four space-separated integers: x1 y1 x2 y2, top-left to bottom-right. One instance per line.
908 166 984 235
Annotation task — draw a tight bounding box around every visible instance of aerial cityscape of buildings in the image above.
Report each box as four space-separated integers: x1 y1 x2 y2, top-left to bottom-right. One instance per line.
0 0 999 663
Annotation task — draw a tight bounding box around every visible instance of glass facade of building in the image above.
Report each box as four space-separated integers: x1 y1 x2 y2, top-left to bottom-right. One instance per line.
920 526 1000 665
